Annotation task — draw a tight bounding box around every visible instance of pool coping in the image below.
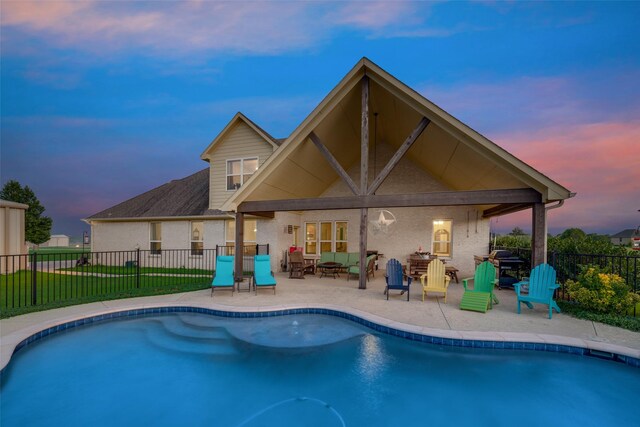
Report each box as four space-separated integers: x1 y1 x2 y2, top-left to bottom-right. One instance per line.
1 302 639 372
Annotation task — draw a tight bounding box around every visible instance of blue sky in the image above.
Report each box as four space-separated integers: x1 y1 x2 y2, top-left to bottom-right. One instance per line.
1 1 639 237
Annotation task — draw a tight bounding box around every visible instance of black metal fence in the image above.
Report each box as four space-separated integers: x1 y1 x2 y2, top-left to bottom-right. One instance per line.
0 244 269 314
490 245 640 303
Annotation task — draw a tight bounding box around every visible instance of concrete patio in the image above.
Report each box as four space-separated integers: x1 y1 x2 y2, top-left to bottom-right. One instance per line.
2 270 639 371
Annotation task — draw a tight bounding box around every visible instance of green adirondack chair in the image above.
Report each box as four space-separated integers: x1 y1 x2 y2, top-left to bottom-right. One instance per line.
514 263 561 319
460 261 499 313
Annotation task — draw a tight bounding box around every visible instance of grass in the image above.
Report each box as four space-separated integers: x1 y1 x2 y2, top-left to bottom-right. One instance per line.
28 247 89 261
0 270 212 319
557 301 640 332
0 282 210 319
59 265 212 275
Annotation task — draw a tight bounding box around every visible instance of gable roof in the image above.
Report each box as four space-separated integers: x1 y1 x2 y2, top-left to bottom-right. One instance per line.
610 229 637 238
222 57 573 212
200 112 280 161
86 169 227 221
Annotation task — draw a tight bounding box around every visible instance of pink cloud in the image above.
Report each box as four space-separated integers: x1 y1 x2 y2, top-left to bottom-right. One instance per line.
493 121 640 232
0 1 429 57
332 1 420 29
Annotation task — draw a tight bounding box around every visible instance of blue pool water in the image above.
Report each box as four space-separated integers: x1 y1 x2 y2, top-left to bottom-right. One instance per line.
1 313 639 426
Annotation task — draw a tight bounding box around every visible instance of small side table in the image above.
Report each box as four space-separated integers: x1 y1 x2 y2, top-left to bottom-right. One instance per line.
445 266 459 284
236 277 251 292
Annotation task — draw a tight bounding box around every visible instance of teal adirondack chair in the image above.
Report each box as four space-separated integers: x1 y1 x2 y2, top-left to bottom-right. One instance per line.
514 264 561 319
253 254 277 295
212 256 235 296
460 261 499 313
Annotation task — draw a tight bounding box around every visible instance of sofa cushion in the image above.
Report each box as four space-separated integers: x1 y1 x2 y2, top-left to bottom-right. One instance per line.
347 252 361 267
334 252 349 266
319 252 335 264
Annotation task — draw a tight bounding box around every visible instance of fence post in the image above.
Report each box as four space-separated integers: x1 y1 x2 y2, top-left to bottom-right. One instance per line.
31 252 37 306
136 248 141 289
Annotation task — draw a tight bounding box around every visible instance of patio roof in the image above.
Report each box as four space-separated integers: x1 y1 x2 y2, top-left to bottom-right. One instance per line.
222 57 572 215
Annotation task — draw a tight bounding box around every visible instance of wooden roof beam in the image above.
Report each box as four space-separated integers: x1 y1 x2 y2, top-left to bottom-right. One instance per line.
239 188 541 213
367 116 431 195
309 132 359 195
482 203 532 218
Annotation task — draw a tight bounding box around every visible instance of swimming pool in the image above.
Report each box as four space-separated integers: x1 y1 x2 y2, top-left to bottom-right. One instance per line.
1 311 639 426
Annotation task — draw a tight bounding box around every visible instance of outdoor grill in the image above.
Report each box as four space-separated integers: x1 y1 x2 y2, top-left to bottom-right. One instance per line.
489 250 525 289
474 250 525 289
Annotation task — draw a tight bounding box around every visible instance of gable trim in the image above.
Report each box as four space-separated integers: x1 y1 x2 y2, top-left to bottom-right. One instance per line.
200 112 279 161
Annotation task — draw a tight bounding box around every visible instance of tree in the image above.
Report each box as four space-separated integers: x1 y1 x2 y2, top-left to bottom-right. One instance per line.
558 228 586 240
509 227 527 236
0 180 52 245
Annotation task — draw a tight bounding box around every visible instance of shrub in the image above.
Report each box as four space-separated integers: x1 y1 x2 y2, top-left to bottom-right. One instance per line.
565 265 640 314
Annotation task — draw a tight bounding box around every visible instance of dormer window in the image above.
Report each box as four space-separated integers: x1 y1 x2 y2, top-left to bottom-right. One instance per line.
226 157 258 190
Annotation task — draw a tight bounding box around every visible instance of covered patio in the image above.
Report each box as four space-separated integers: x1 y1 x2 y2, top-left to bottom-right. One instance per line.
223 58 573 289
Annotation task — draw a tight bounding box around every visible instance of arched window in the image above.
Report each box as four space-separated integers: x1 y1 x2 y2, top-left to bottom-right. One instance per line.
432 220 452 257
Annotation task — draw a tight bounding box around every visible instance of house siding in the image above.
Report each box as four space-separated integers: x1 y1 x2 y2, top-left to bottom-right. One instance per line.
208 122 276 210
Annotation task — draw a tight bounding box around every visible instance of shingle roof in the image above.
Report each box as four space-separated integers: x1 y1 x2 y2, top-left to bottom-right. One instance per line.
610 229 637 238
87 168 227 220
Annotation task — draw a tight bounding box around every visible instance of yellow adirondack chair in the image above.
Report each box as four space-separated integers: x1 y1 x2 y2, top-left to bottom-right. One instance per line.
420 259 451 302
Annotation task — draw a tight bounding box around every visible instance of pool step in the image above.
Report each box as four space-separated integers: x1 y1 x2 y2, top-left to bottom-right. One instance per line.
139 317 229 340
142 325 239 357
176 313 226 329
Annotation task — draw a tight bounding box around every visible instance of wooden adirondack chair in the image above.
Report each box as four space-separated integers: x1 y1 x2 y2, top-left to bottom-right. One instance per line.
420 259 451 302
460 261 499 313
384 258 411 301
514 263 561 319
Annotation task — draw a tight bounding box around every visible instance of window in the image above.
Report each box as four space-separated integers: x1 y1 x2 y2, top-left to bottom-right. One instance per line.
150 222 162 254
304 221 348 254
225 219 257 255
432 219 452 257
190 221 204 256
320 222 332 253
305 223 317 254
226 157 258 191
335 221 348 252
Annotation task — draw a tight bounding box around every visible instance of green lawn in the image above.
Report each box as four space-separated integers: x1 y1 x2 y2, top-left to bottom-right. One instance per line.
29 247 89 261
59 265 213 275
0 270 212 318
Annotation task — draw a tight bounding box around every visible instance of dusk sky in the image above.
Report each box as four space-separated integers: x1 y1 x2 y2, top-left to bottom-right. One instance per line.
1 1 639 238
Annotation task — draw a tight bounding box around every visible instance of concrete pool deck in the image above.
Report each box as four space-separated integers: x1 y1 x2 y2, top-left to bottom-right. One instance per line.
2 271 639 370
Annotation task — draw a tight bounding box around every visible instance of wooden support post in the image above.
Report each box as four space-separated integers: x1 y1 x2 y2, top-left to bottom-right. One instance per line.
531 202 546 267
361 75 369 193
234 212 244 282
359 208 368 290
359 75 369 290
